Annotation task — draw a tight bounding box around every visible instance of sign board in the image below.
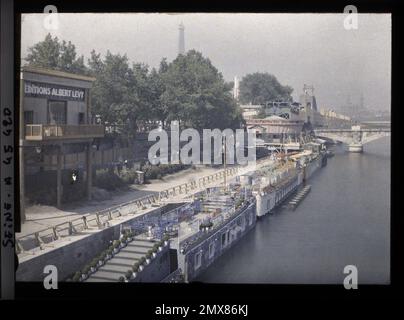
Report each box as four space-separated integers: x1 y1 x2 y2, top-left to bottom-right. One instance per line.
24 80 86 102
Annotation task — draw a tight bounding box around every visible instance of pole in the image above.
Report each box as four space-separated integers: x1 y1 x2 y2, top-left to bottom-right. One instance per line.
86 142 93 201
223 137 226 192
56 145 62 208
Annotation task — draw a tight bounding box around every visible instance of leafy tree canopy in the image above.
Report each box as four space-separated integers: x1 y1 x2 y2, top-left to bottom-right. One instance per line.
239 72 293 105
161 50 243 130
25 36 244 133
87 50 152 137
25 33 86 74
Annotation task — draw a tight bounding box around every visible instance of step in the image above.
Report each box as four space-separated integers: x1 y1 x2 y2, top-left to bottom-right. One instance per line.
122 246 150 254
100 263 133 274
88 270 122 281
130 239 157 248
114 251 145 260
108 257 139 266
126 242 154 251
86 276 117 282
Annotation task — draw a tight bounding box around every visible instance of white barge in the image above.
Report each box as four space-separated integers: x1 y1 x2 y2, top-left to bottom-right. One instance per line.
252 147 326 218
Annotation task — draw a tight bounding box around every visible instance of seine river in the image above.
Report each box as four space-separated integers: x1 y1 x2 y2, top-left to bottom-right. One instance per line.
197 137 390 284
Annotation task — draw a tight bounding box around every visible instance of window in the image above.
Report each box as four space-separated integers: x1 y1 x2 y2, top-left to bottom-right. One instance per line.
208 242 215 258
24 111 34 124
78 112 85 124
194 252 202 270
24 111 34 135
48 100 67 125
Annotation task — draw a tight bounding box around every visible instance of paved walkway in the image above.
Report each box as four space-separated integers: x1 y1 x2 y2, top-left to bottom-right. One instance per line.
18 166 220 237
16 158 273 255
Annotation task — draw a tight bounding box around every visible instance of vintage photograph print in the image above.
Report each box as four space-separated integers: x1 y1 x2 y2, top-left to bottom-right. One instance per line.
14 10 390 289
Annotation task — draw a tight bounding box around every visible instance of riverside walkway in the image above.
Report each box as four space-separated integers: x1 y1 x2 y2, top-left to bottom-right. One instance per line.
16 158 273 259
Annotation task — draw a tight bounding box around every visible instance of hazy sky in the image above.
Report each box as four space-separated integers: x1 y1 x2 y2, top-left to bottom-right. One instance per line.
21 13 391 111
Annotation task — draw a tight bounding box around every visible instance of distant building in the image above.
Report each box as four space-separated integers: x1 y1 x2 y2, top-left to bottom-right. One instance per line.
319 108 351 121
262 101 301 121
240 103 261 120
246 116 304 141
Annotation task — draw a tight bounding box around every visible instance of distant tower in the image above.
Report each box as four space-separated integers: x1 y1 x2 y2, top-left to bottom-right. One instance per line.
300 84 317 111
178 22 185 55
233 76 239 101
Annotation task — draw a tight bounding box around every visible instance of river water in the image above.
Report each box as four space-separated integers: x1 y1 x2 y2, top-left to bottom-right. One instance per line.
197 137 390 284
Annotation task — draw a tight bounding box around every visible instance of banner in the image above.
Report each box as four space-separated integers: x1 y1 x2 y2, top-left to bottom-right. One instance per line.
24 80 86 102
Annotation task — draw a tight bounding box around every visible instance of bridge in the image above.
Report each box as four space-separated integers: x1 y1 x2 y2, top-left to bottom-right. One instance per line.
314 121 390 152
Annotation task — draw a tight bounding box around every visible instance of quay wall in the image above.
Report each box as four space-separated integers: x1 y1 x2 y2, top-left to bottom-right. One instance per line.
16 206 169 281
17 223 120 281
132 245 171 283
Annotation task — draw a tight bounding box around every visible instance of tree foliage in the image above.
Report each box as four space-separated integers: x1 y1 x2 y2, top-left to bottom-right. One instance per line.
25 35 244 133
161 50 243 130
87 50 151 136
239 72 293 105
25 33 86 74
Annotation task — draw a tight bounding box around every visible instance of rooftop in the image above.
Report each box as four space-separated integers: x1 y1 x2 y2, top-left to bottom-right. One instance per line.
21 66 96 82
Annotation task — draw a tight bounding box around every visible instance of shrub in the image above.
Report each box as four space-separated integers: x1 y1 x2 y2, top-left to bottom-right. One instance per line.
119 168 138 184
132 262 140 273
82 265 91 275
125 269 133 280
113 240 121 249
72 271 81 282
140 163 190 182
145 249 153 259
118 276 125 282
90 258 98 269
139 257 146 265
99 252 106 261
94 169 127 191
121 234 128 242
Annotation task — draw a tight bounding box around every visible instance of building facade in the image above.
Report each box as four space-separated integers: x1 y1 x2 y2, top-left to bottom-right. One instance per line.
20 67 104 216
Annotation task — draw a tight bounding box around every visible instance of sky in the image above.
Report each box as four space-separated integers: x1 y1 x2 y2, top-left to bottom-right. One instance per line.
21 13 391 112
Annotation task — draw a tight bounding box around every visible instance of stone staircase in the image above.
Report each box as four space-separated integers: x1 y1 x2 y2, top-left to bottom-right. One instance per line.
86 239 157 282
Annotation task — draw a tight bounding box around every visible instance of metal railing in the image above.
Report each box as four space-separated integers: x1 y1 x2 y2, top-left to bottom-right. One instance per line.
25 124 105 140
16 165 243 253
16 157 273 253
178 201 254 253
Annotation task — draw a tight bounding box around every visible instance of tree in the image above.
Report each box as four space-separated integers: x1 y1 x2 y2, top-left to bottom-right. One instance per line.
87 50 153 136
239 72 293 105
25 33 87 74
160 50 243 130
148 66 168 128
25 36 244 133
